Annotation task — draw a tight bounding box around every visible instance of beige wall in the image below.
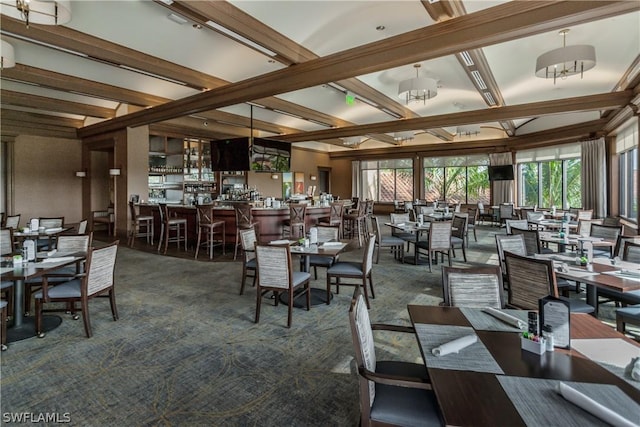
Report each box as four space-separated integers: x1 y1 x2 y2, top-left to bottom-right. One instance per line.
127 126 150 204
247 171 282 198
290 148 330 195
329 158 352 200
13 135 83 226
90 151 110 211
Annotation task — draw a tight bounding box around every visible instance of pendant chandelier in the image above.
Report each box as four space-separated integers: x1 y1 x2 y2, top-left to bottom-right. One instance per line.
0 0 72 27
535 29 595 84
398 64 438 105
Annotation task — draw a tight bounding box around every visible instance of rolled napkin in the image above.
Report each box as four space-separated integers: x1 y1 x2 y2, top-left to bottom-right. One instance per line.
45 227 63 233
624 357 640 382
432 334 477 357
556 382 638 427
41 256 76 263
619 269 640 278
482 307 526 330
322 241 343 247
269 239 290 245
47 249 57 256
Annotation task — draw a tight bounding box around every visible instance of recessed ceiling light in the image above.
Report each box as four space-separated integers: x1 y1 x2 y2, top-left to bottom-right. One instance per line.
268 59 276 63
193 23 202 29
376 25 385 31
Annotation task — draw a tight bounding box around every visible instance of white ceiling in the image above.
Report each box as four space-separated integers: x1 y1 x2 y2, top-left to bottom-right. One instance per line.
1 0 639 151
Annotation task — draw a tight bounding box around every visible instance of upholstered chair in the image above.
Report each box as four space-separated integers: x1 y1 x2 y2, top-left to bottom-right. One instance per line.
326 234 376 308
371 216 404 264
238 228 257 295
442 265 504 308
416 221 452 273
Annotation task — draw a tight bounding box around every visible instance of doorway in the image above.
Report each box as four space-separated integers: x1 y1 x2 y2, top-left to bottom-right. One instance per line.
318 167 331 194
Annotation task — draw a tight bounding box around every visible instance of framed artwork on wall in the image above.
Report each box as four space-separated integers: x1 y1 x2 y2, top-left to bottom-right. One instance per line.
294 172 305 195
282 172 293 200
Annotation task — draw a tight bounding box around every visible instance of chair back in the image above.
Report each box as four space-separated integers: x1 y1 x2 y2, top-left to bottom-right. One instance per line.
5 215 20 229
328 202 344 225
451 214 467 239
429 221 452 251
417 205 434 215
437 201 448 209
389 213 410 224
196 205 215 226
158 203 168 223
576 209 593 220
288 204 307 225
0 228 14 256
255 245 293 290
363 234 376 275
577 218 603 236
235 203 254 229
602 216 621 227
467 208 478 225
499 204 514 220
504 251 557 310
128 201 138 221
442 265 504 308
623 241 640 263
510 227 541 255
39 217 64 228
239 228 257 263
590 224 622 242
349 288 377 411
526 211 545 222
477 202 486 214
56 234 92 252
315 226 339 242
505 219 528 234
364 200 374 216
495 234 526 273
77 219 88 235
403 201 414 212
84 241 118 297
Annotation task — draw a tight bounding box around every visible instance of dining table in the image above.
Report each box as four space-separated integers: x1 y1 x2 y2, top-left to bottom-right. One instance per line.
385 221 432 265
538 231 615 254
407 305 640 427
1 251 86 342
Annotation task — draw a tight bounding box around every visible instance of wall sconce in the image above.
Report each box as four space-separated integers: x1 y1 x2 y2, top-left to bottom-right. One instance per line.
310 174 317 181
75 170 87 178
271 173 279 180
109 168 121 176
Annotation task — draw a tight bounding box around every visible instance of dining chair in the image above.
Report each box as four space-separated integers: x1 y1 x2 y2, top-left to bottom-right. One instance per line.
577 218 603 237
128 201 154 248
326 234 376 308
195 205 225 259
254 244 310 328
499 204 515 226
599 241 640 317
441 265 504 308
158 203 187 254
24 233 93 315
505 219 528 235
590 224 622 257
34 240 119 338
282 203 307 240
602 216 621 227
306 225 340 280
4 214 20 229
233 203 258 261
510 227 550 256
92 207 114 235
477 202 496 225
371 216 404 264
504 251 594 314
495 233 527 288
0 228 15 320
77 219 88 235
317 202 344 238
389 212 413 251
576 209 593 220
0 300 7 351
415 221 452 273
238 228 258 295
343 199 367 247
37 216 65 250
466 207 478 244
348 288 442 427
450 214 467 262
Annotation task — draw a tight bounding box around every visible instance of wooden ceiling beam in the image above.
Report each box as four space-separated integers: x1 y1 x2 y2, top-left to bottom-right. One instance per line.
1 89 115 119
1 109 84 128
78 0 639 138
274 91 632 142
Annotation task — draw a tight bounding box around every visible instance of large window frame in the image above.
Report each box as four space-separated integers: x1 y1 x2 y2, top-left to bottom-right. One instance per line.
616 119 638 222
422 155 490 204
360 158 413 202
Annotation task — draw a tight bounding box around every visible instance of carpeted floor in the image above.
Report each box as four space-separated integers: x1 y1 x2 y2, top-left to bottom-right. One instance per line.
0 219 632 426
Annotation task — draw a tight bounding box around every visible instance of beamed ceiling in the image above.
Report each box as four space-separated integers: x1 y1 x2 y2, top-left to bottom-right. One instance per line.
1 0 639 154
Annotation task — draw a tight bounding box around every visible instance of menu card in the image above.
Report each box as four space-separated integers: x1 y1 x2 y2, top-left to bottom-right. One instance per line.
539 296 571 349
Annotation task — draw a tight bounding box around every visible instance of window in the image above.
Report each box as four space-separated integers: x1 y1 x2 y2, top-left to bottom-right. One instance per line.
516 144 581 209
360 159 413 202
423 156 489 204
617 119 638 221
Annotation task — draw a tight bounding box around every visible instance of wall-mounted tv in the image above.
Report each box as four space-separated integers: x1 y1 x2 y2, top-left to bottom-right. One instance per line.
488 164 515 181
210 137 250 171
250 137 291 172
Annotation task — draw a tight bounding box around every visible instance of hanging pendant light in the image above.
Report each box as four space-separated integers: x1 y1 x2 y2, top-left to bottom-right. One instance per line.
398 64 438 105
535 29 596 84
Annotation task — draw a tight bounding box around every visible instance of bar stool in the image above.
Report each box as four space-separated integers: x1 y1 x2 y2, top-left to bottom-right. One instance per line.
234 203 258 261
283 204 306 239
158 203 187 254
128 201 154 247
195 205 225 259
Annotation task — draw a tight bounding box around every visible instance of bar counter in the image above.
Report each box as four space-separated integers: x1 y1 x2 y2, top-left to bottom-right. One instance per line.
139 203 331 246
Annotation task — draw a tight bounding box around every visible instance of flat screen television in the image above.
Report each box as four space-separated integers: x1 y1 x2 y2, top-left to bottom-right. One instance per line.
488 165 514 181
210 137 250 171
250 137 291 172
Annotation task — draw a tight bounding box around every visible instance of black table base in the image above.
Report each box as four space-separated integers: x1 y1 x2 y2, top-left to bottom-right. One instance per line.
7 315 62 343
278 288 333 308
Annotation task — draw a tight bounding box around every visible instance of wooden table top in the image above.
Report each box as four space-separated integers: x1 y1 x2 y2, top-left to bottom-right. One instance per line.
407 305 640 427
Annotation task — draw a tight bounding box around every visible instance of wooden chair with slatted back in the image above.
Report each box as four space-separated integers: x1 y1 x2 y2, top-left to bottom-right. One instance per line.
233 203 258 261
442 265 504 308
238 228 257 295
416 221 452 273
283 203 307 240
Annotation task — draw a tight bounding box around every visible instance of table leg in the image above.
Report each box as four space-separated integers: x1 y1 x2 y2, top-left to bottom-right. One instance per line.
13 278 24 327
585 283 597 308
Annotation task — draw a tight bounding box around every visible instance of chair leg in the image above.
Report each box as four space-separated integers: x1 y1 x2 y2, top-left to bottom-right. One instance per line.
35 298 42 336
462 246 467 262
240 268 248 295
255 287 262 323
361 280 371 309
81 297 92 338
305 282 310 312
428 250 433 273
0 305 6 350
368 273 375 299
109 289 119 321
326 276 332 305
287 289 293 328
195 227 202 259
234 230 241 261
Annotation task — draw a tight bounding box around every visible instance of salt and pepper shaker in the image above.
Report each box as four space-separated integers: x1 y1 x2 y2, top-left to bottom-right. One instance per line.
543 324 554 351
528 311 538 335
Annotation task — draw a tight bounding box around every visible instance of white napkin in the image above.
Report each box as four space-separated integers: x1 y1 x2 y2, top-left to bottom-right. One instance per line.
41 256 75 263
322 242 343 247
619 269 640 278
482 307 526 330
45 227 63 233
556 382 638 427
395 223 405 227
432 334 477 357
624 357 640 382
269 240 290 245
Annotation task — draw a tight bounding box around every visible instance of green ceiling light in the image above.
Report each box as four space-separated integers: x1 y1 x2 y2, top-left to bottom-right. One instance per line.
345 91 356 105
